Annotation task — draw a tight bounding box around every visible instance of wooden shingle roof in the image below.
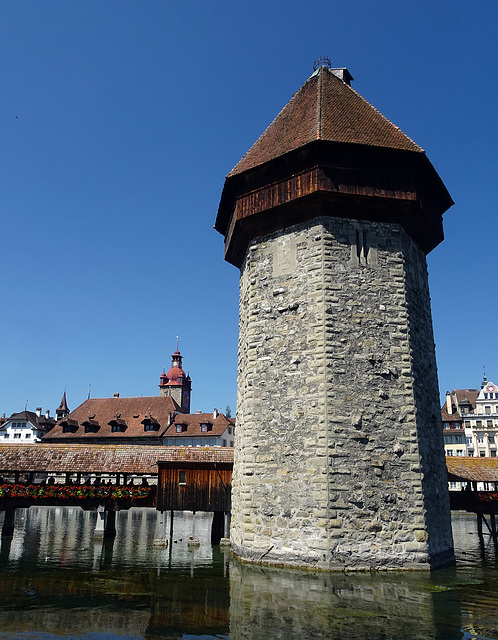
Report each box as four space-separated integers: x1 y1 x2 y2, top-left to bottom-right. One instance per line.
0 444 234 474
446 457 498 482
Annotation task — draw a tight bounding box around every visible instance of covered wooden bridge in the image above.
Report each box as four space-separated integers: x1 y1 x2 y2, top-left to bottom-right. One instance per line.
446 456 498 541
0 444 234 541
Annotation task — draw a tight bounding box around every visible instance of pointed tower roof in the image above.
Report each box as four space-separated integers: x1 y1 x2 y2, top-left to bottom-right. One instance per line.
58 391 69 413
215 63 453 267
56 391 70 420
229 65 422 177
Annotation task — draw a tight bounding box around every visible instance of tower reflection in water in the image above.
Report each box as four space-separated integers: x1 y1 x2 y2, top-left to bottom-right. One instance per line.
0 507 496 640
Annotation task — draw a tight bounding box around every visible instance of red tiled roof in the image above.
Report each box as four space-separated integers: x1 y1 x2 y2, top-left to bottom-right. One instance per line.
441 406 462 422
446 456 498 482
166 413 235 438
0 444 234 474
441 389 480 423
229 66 422 177
453 389 479 410
46 396 180 440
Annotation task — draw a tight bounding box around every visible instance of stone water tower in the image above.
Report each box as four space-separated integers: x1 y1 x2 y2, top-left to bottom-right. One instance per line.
215 62 455 570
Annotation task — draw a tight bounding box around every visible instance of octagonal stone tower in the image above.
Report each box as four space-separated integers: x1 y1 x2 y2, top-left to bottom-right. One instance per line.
215 64 455 570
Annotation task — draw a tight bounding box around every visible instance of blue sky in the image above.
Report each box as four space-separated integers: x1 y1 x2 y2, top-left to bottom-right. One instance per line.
1 1 497 417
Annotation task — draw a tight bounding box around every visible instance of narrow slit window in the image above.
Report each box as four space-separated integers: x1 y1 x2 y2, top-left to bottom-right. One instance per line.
356 229 369 265
179 470 186 485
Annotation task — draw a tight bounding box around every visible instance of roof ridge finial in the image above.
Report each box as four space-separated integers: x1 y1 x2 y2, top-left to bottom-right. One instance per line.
482 366 488 388
313 56 331 71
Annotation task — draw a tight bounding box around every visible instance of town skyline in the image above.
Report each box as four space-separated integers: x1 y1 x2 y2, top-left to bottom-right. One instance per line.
1 1 497 417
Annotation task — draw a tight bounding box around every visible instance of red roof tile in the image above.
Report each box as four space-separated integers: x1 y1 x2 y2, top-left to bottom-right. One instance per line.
453 389 479 410
441 406 462 422
229 66 422 177
166 412 235 438
45 396 180 440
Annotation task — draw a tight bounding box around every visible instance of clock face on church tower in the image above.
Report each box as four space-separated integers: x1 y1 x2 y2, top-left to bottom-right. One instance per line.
183 391 190 406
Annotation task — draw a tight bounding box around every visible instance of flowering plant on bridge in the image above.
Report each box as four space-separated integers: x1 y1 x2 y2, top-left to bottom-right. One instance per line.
478 492 498 503
0 484 151 500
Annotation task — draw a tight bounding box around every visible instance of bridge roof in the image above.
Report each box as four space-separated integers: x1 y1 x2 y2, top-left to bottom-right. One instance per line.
446 456 498 482
0 444 233 474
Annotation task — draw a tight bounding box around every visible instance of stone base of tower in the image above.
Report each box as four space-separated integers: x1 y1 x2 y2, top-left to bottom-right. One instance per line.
229 541 455 572
230 216 455 572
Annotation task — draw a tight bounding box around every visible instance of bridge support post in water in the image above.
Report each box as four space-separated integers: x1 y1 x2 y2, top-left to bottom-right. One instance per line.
211 511 225 544
224 512 230 538
1 508 15 538
104 509 117 539
188 511 200 547
94 508 105 538
94 506 116 539
477 513 498 543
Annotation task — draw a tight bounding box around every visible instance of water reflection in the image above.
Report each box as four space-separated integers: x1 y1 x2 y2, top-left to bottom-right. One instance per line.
229 562 465 640
0 508 496 640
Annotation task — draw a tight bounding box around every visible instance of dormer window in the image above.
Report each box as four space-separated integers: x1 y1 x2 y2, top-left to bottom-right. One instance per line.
82 418 100 433
201 424 207 433
141 413 159 432
61 418 79 433
175 423 186 433
109 418 127 433
144 422 159 432
84 423 100 433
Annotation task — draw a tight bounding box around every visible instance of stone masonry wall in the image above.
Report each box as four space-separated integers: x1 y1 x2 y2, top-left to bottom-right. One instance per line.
231 214 454 570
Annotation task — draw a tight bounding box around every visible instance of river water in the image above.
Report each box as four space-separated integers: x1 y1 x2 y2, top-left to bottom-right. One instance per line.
0 508 497 640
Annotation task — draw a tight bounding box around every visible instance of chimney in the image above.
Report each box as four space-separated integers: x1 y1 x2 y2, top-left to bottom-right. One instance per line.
446 392 452 415
330 67 354 86
35 407 42 417
213 408 219 419
195 410 202 414
45 410 50 419
114 393 120 398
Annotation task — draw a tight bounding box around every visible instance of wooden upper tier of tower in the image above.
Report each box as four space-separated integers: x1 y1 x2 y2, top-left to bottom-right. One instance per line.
215 64 454 267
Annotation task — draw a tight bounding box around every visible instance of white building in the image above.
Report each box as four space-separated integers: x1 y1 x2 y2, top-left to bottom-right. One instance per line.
0 409 55 443
463 377 498 458
441 389 477 457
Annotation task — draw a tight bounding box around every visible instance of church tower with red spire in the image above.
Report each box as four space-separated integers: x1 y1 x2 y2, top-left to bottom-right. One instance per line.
158 346 191 413
216 61 455 570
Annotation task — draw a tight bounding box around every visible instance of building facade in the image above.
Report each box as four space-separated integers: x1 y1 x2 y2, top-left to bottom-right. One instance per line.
464 377 498 457
0 409 55 443
441 389 476 458
159 348 192 413
45 348 234 447
163 409 235 447
216 62 454 570
442 379 498 459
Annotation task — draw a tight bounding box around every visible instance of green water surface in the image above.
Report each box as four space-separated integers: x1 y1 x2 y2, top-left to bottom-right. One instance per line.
0 508 496 640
